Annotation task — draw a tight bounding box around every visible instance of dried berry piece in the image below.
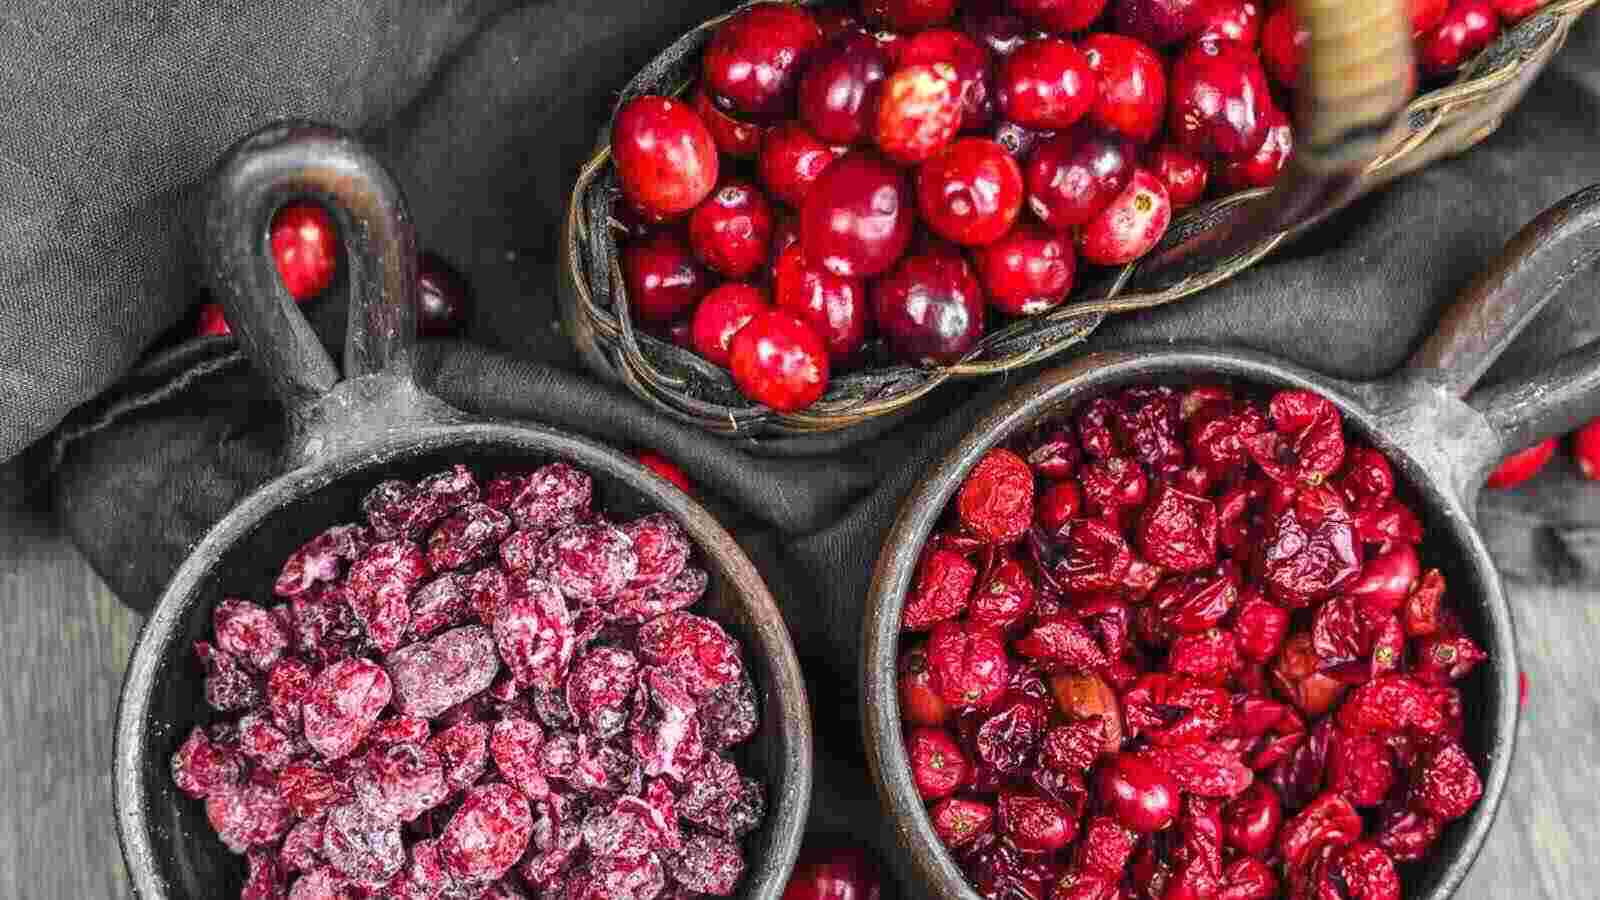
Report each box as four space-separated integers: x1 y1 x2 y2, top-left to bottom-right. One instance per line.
665 831 746 895
207 776 291 853
903 547 979 630
567 647 641 739
508 462 593 533
637 611 744 697
1121 674 1230 747
1375 805 1443 862
623 513 692 591
215 598 292 672
195 641 263 712
278 762 351 819
1078 456 1149 516
1232 591 1289 662
539 523 639 604
280 815 325 872
494 577 577 691
346 540 427 653
236 712 296 772
1337 674 1445 735
958 449 1037 544
172 726 243 799
1167 628 1241 686
1015 614 1108 672
1050 671 1123 754
932 797 994 849
1413 632 1488 684
1221 780 1282 858
364 466 479 540
565 853 667 900
928 619 1011 710
1140 742 1253 798
407 574 469 640
385 625 500 719
322 800 404 885
1277 791 1362 870
1055 519 1133 591
1137 484 1218 574
678 753 766 838
358 741 448 823
429 720 490 794
976 694 1051 773
1410 740 1483 820
1040 719 1107 773
440 783 534 883
997 789 1077 853
611 566 710 625
427 503 512 572
303 658 392 761
631 668 707 782
275 526 372 598
492 718 550 801
1255 486 1363 608
698 670 760 750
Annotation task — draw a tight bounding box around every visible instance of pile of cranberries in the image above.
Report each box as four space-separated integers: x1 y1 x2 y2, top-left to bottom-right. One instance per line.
894 382 1489 899
609 0 1544 414
171 462 766 899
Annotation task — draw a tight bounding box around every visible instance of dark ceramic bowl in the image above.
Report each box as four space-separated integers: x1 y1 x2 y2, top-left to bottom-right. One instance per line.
113 122 812 899
862 185 1600 900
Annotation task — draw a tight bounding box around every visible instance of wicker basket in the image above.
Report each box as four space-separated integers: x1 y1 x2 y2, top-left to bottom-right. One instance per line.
561 0 1598 442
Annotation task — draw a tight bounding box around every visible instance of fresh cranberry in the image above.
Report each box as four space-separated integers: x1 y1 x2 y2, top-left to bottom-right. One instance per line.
1098 752 1181 832
1216 103 1292 191
701 4 825 119
1259 4 1309 87
963 2 1034 57
773 244 871 361
876 63 965 163
1010 0 1111 32
416 252 471 336
690 283 770 367
782 843 885 900
613 96 720 221
1412 0 1451 32
1486 437 1556 488
866 0 959 30
761 122 849 209
801 152 915 277
799 33 891 145
1197 0 1261 44
688 180 776 279
973 222 1076 315
1148 143 1209 207
623 231 709 324
1168 40 1272 157
634 450 693 493
1078 167 1171 265
693 89 765 159
899 644 952 726
196 303 231 337
1419 0 1500 77
998 38 1098 130
1112 0 1209 46
873 252 987 363
917 137 1025 246
729 310 832 411
1575 418 1600 480
1026 127 1136 230
1082 34 1167 144
271 201 338 301
1490 0 1544 23
896 29 996 133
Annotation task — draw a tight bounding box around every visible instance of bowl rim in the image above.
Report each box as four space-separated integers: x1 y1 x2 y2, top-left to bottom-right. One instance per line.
860 346 1519 900
114 419 813 899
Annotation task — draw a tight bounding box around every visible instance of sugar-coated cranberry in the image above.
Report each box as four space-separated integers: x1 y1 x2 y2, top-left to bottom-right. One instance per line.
690 283 770 367
1260 4 1309 87
866 0 960 30
799 33 891 145
1148 143 1209 207
702 4 825 119
729 309 832 411
613 96 720 221
973 222 1076 315
761 122 849 209
1078 167 1171 265
1098 752 1181 832
774 244 871 361
873 252 987 364
917 137 1025 246
1486 437 1556 488
271 201 338 302
1420 0 1500 77
1217 103 1292 191
801 152 915 277
623 231 709 324
1489 0 1544 23
1168 40 1272 157
876 63 965 164
895 29 997 132
416 252 471 337
1011 0 1111 32
634 450 693 493
782 843 885 900
1197 0 1261 45
688 180 776 279
1026 127 1137 230
1574 418 1600 480
693 88 765 159
1082 34 1167 144
998 38 1098 130
907 726 971 800
1113 0 1209 46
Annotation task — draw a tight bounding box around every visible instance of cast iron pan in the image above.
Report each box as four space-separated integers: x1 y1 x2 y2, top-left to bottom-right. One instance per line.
112 121 812 899
862 185 1600 899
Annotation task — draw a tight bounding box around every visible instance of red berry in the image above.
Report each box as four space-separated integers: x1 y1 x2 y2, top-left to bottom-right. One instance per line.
1082 34 1167 144
729 310 832 411
917 137 1025 246
962 2 1035 57
906 726 970 800
1486 437 1556 488
612 96 720 221
633 450 693 493
866 0 960 30
1026 127 1137 230
932 796 996 849
1489 0 1543 23
760 122 849 209
1097 752 1181 832
691 283 770 367
997 790 1078 852
1011 0 1111 32
973 222 1076 315
196 303 231 337
1036 479 1084 531
998 38 1098 130
1411 0 1452 32
688 180 776 279
701 4 824 119
773 244 871 361
1216 103 1292 192
958 448 1037 544
1196 0 1262 45
693 89 765 159
1222 781 1283 857
1575 419 1600 480
1419 0 1500 77
798 33 892 145
899 644 952 726
1260 4 1310 86
782 843 885 900
271 201 338 301
1147 143 1209 207
416 252 471 337
623 231 709 324
801 152 915 277
927 619 1011 709
895 29 997 133
873 252 987 364
1113 0 1209 47
1077 167 1171 265
1168 40 1272 157
876 63 966 164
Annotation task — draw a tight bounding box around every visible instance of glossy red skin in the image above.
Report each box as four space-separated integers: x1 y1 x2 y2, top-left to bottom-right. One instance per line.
1486 437 1557 488
416 252 471 337
730 310 832 411
1167 40 1272 157
1082 33 1168 144
894 29 996 133
271 201 338 301
799 33 891 145
962 2 1034 56
972 222 1076 315
876 63 965 164
1216 104 1292 191
1026 127 1137 230
196 303 231 337
761 122 849 208
1196 0 1261 45
633 449 694 494
1576 418 1600 480
782 844 885 900
688 180 777 279
693 89 765 159
701 4 825 119
1221 781 1283 857
917 138 1025 246
623 231 709 324
1490 0 1544 23
997 38 1098 130
1411 0 1452 34
800 152 915 278
690 282 769 367
898 645 952 726
1098 752 1181 832
873 252 986 364
1078 167 1171 265
1419 0 1500 77
866 0 960 30
1260 4 1309 87
613 96 720 221
1113 0 1209 47
1036 478 1084 530
773 244 871 361
1012 0 1109 31
1148 143 1209 207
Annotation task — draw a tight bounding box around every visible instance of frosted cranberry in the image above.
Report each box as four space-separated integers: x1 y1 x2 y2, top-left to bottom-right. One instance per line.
872 252 986 364
385 625 500 719
998 38 1097 130
899 645 952 726
700 670 761 750
504 462 587 533
1419 0 1499 77
730 309 832 411
1490 0 1543 23
440 783 533 882
635 450 693 493
214 597 290 673
1221 781 1281 857
875 63 965 164
429 720 490 792
1010 0 1109 32
272 201 338 301
702 4 824 118
782 843 885 900
761 122 848 208
207 778 291 854
1026 127 1135 230
1098 752 1180 832
774 244 871 361
896 29 996 132
303 658 391 761
906 726 970 800
798 33 891 144
1259 4 1308 87
1168 41 1271 157
539 522 639 603
613 96 719 221
1082 34 1166 144
1078 167 1170 265
1486 437 1556 488
692 89 765 159
638 611 744 696
801 152 914 277
867 0 959 29
927 619 1011 709
917 138 1024 246
242 849 287 899
172 727 243 799
622 513 690 591
691 283 770 367
1217 104 1291 191
679 753 767 837
973 223 1075 315
687 181 775 280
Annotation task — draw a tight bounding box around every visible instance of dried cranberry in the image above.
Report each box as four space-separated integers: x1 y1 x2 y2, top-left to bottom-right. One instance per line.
678 753 766 838
900 644 952 726
1221 780 1281 857
494 577 577 691
1410 740 1483 820
207 776 292 854
999 789 1079 852
904 547 979 629
1256 486 1363 607
386 625 500 719
970 555 1038 628
172 727 244 799
1097 752 1180 832
1277 791 1362 870
303 658 392 761
1054 519 1132 591
928 619 1012 710
427 503 511 573
440 783 533 882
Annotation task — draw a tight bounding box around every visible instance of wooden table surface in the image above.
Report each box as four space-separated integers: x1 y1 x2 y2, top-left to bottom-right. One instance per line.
2 506 1593 900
